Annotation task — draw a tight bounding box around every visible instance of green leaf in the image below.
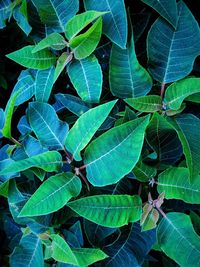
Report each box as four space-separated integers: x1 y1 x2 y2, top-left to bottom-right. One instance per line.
140 204 159 231
67 54 102 103
10 233 44 267
157 212 200 267
51 234 78 265
54 52 72 82
133 161 157 182
84 115 150 186
141 0 177 27
164 78 200 110
65 100 117 161
19 172 81 216
158 167 200 204
69 17 102 59
65 10 106 40
186 93 200 104
125 95 162 113
109 20 152 98
167 114 200 180
2 89 22 138
35 67 55 102
6 45 57 70
147 1 200 83
67 195 142 228
0 181 9 197
0 151 62 176
32 33 66 53
84 0 127 48
31 0 79 32
72 248 108 267
28 102 69 150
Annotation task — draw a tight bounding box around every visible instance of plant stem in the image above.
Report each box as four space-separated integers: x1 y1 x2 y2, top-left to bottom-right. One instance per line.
79 164 87 171
156 206 167 218
160 83 165 99
10 137 21 146
63 148 72 163
75 167 90 191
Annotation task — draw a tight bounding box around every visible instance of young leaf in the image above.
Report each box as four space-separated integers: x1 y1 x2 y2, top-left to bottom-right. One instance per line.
125 95 162 113
65 100 117 161
67 54 102 103
54 52 73 83
109 17 152 98
147 1 200 83
67 195 142 228
6 45 57 70
28 102 69 150
19 172 81 216
164 77 200 110
0 151 62 176
84 115 150 186
158 167 200 204
140 204 159 231
10 233 44 267
72 248 108 267
168 114 200 180
84 0 128 48
69 17 102 59
35 67 55 102
157 212 200 267
32 33 66 53
51 234 78 265
65 10 106 40
141 0 177 27
31 0 79 32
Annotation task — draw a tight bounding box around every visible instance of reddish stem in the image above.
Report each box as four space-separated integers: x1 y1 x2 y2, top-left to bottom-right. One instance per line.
75 168 90 191
160 83 165 99
138 183 142 196
78 164 87 171
156 206 167 218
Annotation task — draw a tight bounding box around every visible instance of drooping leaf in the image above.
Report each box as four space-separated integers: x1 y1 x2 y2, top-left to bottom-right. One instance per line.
13 4 32 36
167 114 200 180
31 0 79 33
147 1 200 83
164 77 200 110
0 151 62 175
84 0 128 49
141 0 177 27
67 54 102 103
84 115 150 186
35 67 55 102
20 173 81 217
69 17 102 59
65 100 117 161
28 102 69 150
109 17 152 98
157 212 200 267
158 167 200 204
125 95 162 113
10 233 44 267
146 112 183 165
103 223 156 266
67 195 142 228
6 45 57 70
51 234 78 265
65 10 106 40
32 33 66 53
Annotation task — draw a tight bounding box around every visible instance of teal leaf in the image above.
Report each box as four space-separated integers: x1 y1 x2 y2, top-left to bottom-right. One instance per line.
19 172 81 216
10 233 44 267
141 0 177 27
147 1 200 83
13 5 32 36
6 45 57 70
164 77 200 110
125 95 162 113
84 0 128 48
65 100 117 161
68 54 102 103
157 212 200 267
158 167 200 204
28 102 69 150
0 0 11 29
32 33 66 53
35 67 55 102
67 195 142 228
31 0 79 33
0 151 62 176
167 114 200 180
0 108 5 138
84 116 150 186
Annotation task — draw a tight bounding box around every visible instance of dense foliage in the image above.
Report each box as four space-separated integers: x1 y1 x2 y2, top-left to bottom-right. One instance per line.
0 0 200 266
